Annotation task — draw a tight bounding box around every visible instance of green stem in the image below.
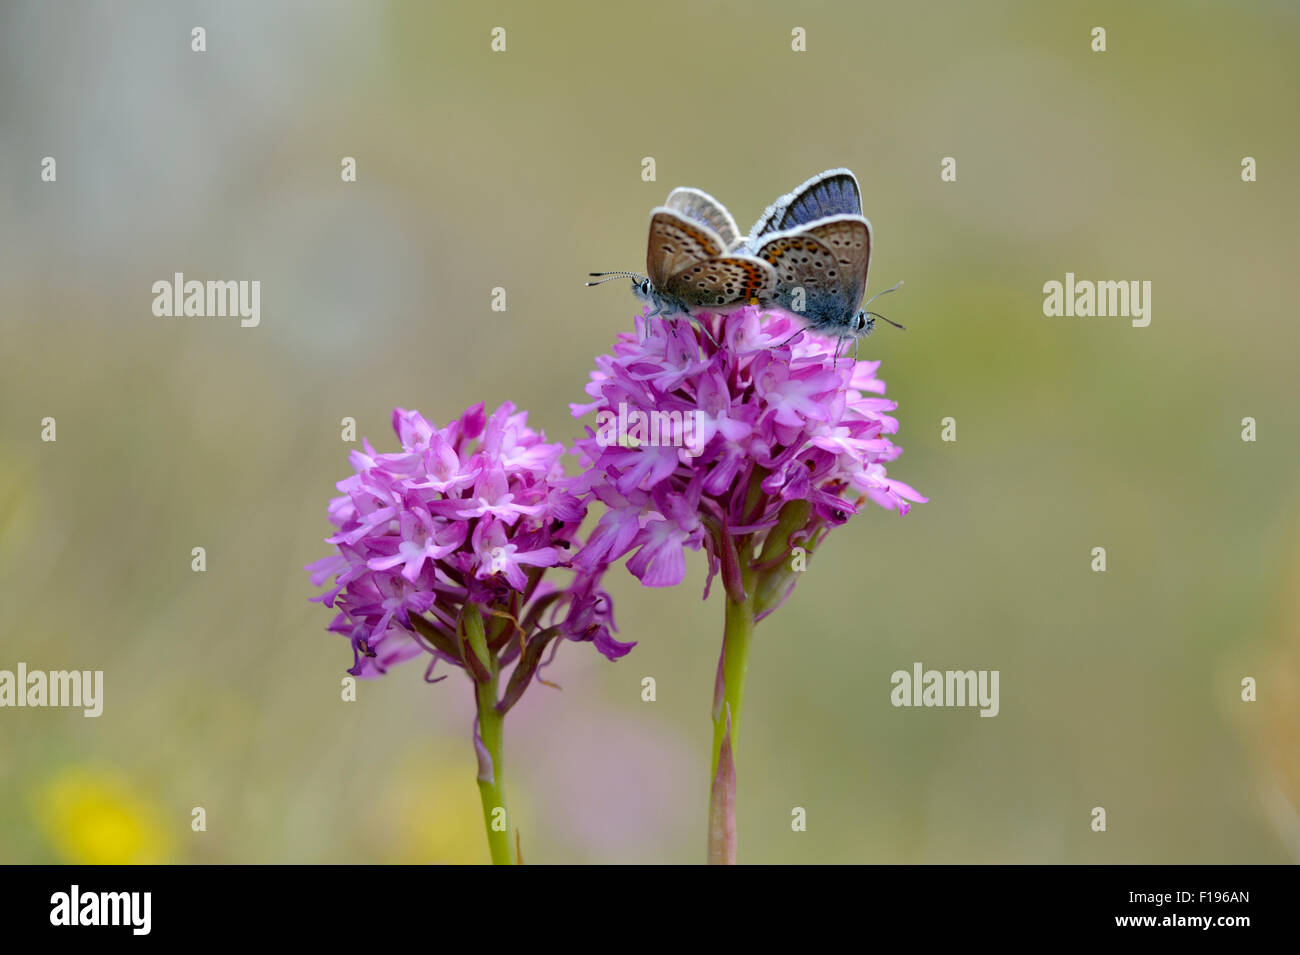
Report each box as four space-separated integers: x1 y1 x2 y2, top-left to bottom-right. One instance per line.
474 675 514 865
708 564 756 864
711 594 755 777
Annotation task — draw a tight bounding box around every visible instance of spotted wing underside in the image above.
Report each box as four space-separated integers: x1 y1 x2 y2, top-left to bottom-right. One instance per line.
754 215 872 328
646 209 726 287
648 208 775 308
662 254 776 309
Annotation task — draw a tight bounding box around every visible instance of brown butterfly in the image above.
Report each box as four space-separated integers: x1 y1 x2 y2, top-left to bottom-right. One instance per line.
588 187 777 325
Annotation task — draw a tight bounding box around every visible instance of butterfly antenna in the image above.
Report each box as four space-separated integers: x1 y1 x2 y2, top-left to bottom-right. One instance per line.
863 279 904 308
586 271 646 287
866 311 906 330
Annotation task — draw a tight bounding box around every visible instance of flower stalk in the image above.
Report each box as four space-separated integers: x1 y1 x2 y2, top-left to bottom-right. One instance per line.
708 561 755 864
473 678 513 864
460 604 511 865
705 507 816 864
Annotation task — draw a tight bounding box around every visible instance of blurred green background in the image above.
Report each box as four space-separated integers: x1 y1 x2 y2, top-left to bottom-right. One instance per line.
2 0 1297 864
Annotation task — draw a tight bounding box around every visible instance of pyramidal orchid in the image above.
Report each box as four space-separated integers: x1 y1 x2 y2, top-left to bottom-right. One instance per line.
307 401 628 864
571 306 926 863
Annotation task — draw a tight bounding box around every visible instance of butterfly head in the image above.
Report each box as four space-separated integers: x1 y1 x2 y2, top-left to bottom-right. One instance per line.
628 277 676 318
850 280 907 337
849 310 875 338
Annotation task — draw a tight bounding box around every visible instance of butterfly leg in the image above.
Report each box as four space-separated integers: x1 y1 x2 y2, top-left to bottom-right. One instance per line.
641 306 664 342
777 328 804 348
692 316 720 348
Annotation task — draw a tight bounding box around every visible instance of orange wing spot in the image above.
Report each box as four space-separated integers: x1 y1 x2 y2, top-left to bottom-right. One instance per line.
677 222 722 256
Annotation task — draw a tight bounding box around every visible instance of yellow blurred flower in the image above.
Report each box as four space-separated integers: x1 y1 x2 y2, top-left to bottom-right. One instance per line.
32 768 172 865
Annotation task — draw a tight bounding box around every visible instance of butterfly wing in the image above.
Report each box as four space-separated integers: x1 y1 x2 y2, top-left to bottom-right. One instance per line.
646 208 727 288
754 215 871 331
754 231 849 328
747 168 863 242
662 254 776 309
802 214 872 313
665 187 742 250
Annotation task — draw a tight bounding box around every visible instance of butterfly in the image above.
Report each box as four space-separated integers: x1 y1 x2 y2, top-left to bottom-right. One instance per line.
739 169 904 350
587 187 777 336
743 168 865 245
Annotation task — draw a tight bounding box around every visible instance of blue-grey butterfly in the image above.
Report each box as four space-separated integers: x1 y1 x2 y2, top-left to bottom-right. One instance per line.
741 169 904 348
587 188 776 326
743 168 864 244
